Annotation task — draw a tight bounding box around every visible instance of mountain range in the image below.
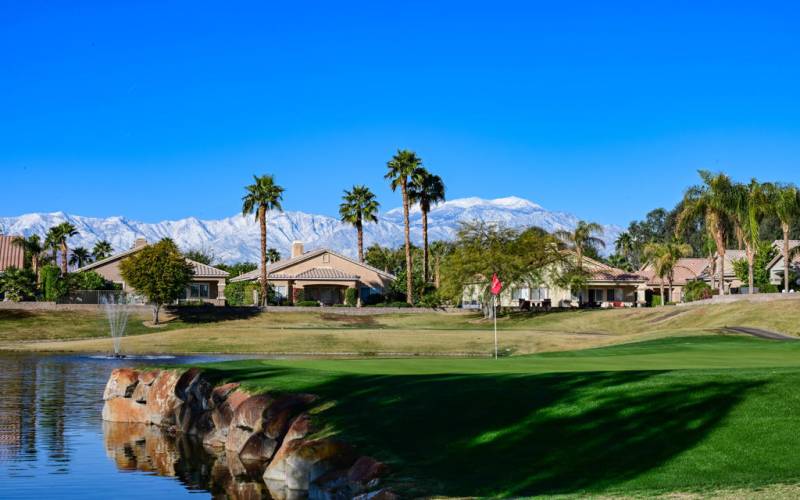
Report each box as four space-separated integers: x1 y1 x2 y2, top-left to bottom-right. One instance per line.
0 197 621 263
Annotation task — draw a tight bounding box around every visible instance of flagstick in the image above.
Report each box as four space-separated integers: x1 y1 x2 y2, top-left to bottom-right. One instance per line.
493 294 498 360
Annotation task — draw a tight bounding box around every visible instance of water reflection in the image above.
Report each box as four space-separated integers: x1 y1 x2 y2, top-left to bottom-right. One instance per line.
0 353 272 499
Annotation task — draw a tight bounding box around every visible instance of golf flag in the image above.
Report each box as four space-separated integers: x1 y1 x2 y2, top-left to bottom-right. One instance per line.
491 273 502 295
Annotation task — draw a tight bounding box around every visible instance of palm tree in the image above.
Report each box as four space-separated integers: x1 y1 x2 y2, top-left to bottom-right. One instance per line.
92 240 114 261
614 232 636 267
769 183 800 293
385 149 423 304
242 175 284 308
49 222 79 274
554 221 605 270
607 254 631 271
676 170 737 296
643 241 691 304
266 247 282 263
408 169 446 283
68 247 92 269
339 185 380 262
44 227 59 265
428 240 452 289
11 234 44 279
643 243 668 306
733 179 771 294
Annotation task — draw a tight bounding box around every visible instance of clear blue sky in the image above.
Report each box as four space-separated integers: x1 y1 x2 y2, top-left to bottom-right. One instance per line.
2 1 798 227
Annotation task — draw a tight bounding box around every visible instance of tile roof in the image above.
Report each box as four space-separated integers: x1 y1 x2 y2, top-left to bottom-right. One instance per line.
580 254 647 283
272 267 359 280
641 258 708 286
766 241 800 269
187 259 230 278
230 247 395 283
0 236 25 273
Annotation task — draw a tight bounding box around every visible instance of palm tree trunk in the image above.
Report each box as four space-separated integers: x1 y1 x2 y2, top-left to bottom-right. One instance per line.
719 249 725 295
783 223 790 293
708 253 716 290
259 205 267 309
660 279 665 307
746 243 755 294
434 258 441 289
668 277 674 304
422 209 429 284
357 220 364 262
402 180 413 304
32 255 40 284
60 242 68 274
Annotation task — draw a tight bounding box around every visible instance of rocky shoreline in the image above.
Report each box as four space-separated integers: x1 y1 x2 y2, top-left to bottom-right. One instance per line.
102 367 395 499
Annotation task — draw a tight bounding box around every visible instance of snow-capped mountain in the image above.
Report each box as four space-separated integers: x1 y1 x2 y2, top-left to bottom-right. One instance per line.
0 197 621 263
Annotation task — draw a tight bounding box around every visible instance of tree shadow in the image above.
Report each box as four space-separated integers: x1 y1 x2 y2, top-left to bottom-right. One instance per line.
201 365 762 497
167 305 261 324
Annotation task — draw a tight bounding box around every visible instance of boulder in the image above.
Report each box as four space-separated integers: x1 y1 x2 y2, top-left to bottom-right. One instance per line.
263 393 318 441
145 370 182 426
347 457 389 488
102 397 149 423
210 382 241 406
103 368 139 400
266 438 356 491
285 412 314 441
211 389 249 432
238 432 278 462
231 394 275 431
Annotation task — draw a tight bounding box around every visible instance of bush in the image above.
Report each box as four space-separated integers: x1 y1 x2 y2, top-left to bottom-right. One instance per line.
40 265 68 301
292 289 305 304
225 281 261 306
683 280 712 302
0 267 37 301
345 287 357 307
650 295 662 307
295 300 319 307
418 290 442 308
70 271 114 291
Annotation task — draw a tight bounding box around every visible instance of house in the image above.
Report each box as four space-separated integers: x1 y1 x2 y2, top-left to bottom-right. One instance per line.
0 235 25 274
229 241 395 306
462 253 648 310
640 258 709 303
766 240 800 289
76 238 230 305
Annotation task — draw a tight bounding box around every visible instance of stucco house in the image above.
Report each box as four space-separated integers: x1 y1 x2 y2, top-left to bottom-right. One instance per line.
230 241 395 306
76 238 229 305
0 235 25 275
640 258 709 303
766 240 800 289
462 253 648 310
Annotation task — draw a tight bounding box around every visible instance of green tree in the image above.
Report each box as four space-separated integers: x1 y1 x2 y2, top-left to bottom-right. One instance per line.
215 262 258 277
12 234 44 279
48 222 79 274
768 183 800 293
184 248 214 265
732 179 771 294
732 240 777 292
428 240 453 289
241 174 285 308
68 246 92 269
92 240 114 261
554 221 605 270
606 254 632 271
266 248 282 263
0 267 36 301
614 232 636 268
365 244 404 275
39 264 66 301
644 241 693 304
44 227 59 265
676 170 738 295
385 149 423 304
408 168 446 283
119 238 194 324
339 185 380 262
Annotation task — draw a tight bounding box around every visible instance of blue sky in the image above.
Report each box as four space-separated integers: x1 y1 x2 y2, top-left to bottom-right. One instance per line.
1 1 798 227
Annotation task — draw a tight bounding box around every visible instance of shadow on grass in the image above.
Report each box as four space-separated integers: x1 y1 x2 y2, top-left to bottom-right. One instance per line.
199 364 762 497
167 305 261 324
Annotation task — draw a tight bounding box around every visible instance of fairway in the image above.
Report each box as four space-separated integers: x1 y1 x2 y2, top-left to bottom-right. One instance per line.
192 336 800 497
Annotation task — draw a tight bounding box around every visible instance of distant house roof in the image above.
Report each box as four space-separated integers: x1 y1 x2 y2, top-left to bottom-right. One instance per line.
581 255 647 283
0 236 25 273
77 242 229 278
766 240 800 270
230 248 395 283
641 258 708 286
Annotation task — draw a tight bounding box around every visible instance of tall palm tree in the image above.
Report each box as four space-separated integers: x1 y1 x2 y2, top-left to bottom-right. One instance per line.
676 170 737 296
49 222 79 274
614 232 636 267
266 247 282 263
662 241 693 302
44 227 59 265
68 247 92 269
242 174 284 308
554 221 605 270
733 179 771 294
769 183 800 293
339 185 380 262
92 240 114 261
643 243 668 306
385 149 423 304
11 234 44 278
408 169 446 283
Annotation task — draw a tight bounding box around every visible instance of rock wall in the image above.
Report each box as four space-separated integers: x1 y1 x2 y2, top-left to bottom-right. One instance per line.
102 368 396 499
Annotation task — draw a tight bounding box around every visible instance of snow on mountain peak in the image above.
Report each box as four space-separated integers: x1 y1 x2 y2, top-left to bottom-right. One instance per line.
0 196 620 262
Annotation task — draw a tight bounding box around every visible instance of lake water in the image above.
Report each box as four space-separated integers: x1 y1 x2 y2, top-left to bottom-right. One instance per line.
0 353 273 499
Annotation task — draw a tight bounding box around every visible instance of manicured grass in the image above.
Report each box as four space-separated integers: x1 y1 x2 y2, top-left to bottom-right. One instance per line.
194 336 800 497
0 309 177 342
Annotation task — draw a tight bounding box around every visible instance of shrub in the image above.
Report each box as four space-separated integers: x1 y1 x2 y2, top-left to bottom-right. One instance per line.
292 289 305 304
650 295 662 307
295 300 319 307
344 288 357 307
0 266 36 301
40 265 67 301
225 281 261 306
418 290 442 308
683 280 712 302
70 271 114 291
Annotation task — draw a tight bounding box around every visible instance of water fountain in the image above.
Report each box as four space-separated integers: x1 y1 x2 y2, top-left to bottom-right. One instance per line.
100 293 130 358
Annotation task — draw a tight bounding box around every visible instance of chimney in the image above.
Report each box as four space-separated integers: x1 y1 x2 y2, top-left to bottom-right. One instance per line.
291 241 304 259
132 238 148 249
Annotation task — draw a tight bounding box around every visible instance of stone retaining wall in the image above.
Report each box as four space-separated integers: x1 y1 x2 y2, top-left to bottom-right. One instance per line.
102 367 396 499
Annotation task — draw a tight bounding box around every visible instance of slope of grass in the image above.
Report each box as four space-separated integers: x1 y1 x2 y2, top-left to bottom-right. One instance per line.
193 336 800 497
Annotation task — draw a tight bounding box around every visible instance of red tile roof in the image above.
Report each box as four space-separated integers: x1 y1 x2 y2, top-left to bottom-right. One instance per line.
0 236 25 273
641 258 708 286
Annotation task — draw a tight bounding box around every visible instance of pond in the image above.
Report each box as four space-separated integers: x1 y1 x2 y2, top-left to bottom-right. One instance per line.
0 353 275 499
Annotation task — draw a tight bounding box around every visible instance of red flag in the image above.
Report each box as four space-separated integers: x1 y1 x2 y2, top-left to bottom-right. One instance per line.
491 273 502 295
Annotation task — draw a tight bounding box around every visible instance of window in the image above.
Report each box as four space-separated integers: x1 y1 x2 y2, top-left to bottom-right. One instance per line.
274 285 288 298
322 253 330 263
531 287 549 301
511 287 530 300
189 283 209 298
